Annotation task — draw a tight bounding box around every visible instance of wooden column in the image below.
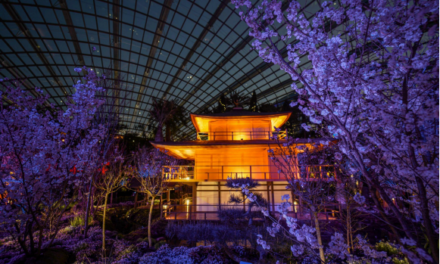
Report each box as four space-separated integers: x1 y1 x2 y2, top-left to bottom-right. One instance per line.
167 189 171 202
271 182 275 212
192 182 198 212
218 182 221 210
291 189 295 212
266 182 271 212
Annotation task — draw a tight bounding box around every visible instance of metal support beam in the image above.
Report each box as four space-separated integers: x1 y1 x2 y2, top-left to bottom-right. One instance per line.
130 0 173 126
161 0 229 99
194 47 289 113
179 1 291 109
3 3 72 104
0 55 47 106
59 0 84 65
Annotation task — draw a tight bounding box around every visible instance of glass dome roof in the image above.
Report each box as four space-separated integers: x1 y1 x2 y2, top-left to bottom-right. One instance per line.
0 0 321 140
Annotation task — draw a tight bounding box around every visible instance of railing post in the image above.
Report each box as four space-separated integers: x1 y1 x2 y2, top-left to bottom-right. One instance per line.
250 166 252 179
264 172 266 180
306 166 309 180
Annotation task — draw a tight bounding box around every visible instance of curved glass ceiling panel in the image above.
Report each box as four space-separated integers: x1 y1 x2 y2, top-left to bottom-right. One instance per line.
0 0 322 140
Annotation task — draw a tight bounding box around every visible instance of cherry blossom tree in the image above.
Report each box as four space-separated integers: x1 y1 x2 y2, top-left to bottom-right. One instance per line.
132 147 177 248
0 68 106 256
93 146 127 251
232 0 438 261
267 139 338 262
80 68 128 238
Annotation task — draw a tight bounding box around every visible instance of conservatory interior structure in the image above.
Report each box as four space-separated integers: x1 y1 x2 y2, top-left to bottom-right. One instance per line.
0 0 336 220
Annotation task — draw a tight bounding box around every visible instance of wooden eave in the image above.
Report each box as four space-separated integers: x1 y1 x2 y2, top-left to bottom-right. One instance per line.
151 138 335 160
190 112 292 133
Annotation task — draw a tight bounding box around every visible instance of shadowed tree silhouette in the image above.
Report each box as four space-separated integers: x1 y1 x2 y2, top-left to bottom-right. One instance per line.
215 94 228 113
149 99 177 142
249 90 258 111
228 90 249 108
164 104 187 142
258 102 278 113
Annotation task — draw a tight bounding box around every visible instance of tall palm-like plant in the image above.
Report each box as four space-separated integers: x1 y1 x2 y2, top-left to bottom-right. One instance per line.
149 99 177 142
164 104 187 142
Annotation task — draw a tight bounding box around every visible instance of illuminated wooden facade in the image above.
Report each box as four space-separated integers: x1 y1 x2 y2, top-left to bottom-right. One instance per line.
152 109 330 212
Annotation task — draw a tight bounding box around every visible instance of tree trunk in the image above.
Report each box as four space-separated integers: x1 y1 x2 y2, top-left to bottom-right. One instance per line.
375 182 416 241
346 203 351 253
242 193 246 212
246 203 254 226
313 210 325 263
155 125 164 142
90 191 95 217
84 176 94 238
370 186 401 244
415 176 439 264
148 196 155 247
102 193 108 251
27 221 35 255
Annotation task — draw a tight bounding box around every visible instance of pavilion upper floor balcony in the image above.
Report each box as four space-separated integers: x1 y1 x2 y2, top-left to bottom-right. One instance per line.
196 130 287 141
162 164 337 182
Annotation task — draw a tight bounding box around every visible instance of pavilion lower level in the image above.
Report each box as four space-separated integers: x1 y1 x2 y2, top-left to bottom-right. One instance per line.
164 180 339 221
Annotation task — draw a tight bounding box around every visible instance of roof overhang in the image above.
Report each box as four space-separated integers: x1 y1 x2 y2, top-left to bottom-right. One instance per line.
190 112 292 133
151 138 336 160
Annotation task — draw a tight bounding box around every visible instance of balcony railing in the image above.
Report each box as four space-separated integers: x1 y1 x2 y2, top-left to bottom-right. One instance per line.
165 204 339 221
197 130 287 141
162 165 337 181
